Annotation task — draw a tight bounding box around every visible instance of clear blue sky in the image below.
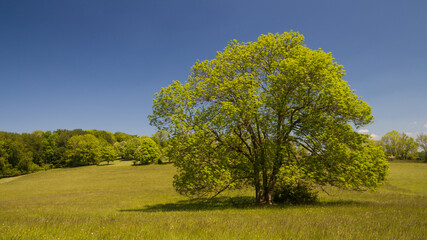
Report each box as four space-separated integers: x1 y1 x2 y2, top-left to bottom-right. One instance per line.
1 0 426 138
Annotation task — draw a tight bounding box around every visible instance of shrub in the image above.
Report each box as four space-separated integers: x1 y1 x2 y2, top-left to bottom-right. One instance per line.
273 182 318 204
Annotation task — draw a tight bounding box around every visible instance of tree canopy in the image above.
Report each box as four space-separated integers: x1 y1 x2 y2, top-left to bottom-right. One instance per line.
66 134 101 166
381 130 418 160
0 129 161 178
416 133 427 153
135 137 160 165
150 31 389 204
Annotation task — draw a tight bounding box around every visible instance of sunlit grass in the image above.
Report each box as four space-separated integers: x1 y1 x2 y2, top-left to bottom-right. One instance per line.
0 161 426 239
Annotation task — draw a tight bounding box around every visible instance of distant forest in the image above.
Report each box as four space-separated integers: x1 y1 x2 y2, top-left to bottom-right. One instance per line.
1 128 426 179
0 129 163 178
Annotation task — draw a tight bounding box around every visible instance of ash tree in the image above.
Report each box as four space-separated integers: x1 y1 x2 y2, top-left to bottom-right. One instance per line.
149 32 388 204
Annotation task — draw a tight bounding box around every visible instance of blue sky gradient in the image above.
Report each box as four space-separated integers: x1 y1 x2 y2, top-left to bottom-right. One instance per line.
1 0 426 138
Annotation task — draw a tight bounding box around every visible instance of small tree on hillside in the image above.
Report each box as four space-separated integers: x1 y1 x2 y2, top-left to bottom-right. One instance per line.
134 137 160 165
101 145 118 165
119 137 160 165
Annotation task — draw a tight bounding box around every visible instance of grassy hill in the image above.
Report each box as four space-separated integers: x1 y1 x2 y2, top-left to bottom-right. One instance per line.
0 161 426 239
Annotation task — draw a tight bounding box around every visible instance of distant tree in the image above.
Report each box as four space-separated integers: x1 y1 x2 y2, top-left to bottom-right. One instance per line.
86 130 117 145
21 131 44 166
40 131 55 168
150 31 388 204
416 133 427 161
381 130 400 158
100 145 118 165
121 137 142 161
0 135 23 169
113 142 125 159
381 131 418 160
17 151 40 173
52 129 87 167
114 132 137 142
0 129 148 177
0 133 39 177
65 134 101 166
151 130 170 163
134 137 160 165
0 139 20 177
399 133 418 160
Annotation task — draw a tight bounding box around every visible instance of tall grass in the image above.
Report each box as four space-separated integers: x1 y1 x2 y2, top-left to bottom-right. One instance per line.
0 161 426 239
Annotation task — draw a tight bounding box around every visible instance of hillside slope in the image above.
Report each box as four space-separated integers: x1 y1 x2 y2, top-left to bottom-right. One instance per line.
0 161 426 239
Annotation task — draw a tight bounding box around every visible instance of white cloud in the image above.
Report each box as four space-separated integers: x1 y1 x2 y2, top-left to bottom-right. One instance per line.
424 123 427 128
358 129 369 134
411 121 418 125
370 134 380 140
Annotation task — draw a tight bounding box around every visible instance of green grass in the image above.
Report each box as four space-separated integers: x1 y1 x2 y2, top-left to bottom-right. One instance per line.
0 161 426 239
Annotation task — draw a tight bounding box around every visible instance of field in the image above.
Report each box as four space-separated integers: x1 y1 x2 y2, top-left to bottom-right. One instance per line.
0 161 426 239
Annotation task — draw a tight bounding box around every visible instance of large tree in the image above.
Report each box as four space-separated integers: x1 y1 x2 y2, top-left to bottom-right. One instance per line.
149 32 388 204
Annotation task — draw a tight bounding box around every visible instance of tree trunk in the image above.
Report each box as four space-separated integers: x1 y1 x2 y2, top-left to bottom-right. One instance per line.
255 185 262 204
254 164 262 204
263 186 273 205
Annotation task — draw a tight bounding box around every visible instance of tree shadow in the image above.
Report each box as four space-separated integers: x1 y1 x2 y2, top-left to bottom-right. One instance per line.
119 197 368 213
131 162 151 166
97 163 112 166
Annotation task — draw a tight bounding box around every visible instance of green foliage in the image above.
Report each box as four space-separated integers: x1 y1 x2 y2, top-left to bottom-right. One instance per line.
0 129 145 178
381 130 419 160
170 132 244 198
273 181 317 204
86 130 117 145
114 132 137 142
101 145 118 165
151 130 171 163
21 131 44 166
121 137 143 161
416 133 427 161
150 31 389 204
50 129 87 166
0 133 27 177
134 137 160 165
119 136 160 165
65 134 101 166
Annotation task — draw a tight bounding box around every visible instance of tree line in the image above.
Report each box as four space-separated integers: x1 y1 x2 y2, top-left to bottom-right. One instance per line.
0 129 163 178
379 131 427 161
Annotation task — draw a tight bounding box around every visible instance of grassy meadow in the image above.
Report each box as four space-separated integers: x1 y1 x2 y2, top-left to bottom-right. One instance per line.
0 161 426 239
